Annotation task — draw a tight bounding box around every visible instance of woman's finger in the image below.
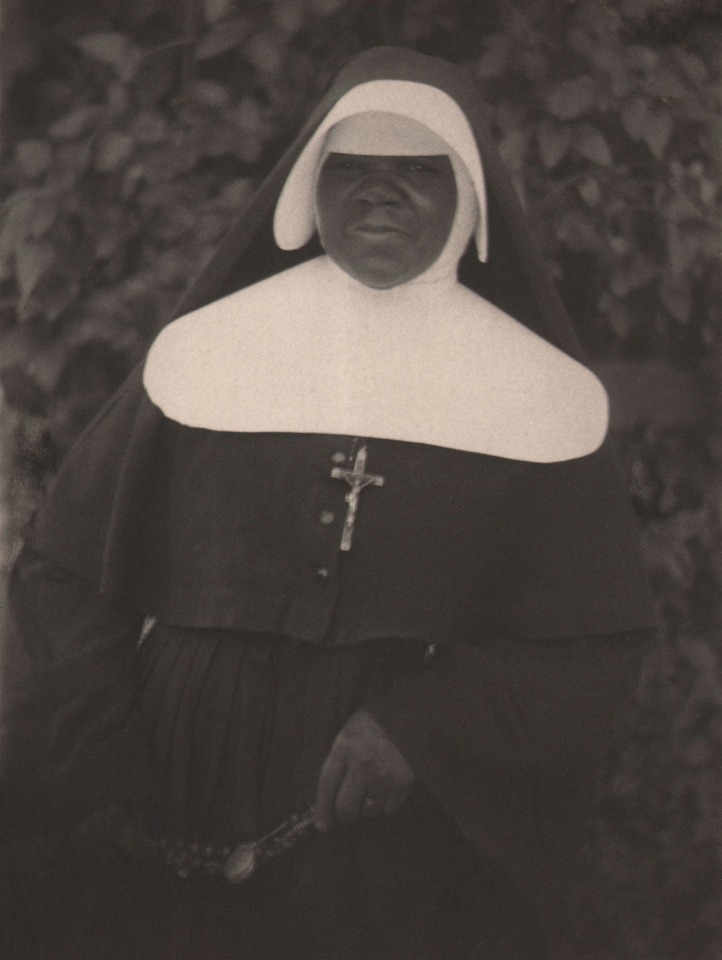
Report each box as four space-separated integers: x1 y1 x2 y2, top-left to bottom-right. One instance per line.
333 764 367 824
314 748 346 831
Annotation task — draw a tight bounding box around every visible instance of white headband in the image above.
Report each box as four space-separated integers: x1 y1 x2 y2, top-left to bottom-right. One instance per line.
323 111 453 156
273 80 488 262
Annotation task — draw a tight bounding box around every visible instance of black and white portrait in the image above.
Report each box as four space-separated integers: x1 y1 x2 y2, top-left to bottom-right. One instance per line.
1 4 720 959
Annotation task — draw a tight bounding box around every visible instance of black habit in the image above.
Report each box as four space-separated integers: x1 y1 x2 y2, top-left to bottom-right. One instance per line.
1 48 656 960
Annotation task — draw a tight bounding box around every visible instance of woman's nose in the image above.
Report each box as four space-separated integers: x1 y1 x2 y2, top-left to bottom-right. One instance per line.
355 174 405 205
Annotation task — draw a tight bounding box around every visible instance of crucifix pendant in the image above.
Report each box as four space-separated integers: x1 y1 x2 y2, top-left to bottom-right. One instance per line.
331 443 384 551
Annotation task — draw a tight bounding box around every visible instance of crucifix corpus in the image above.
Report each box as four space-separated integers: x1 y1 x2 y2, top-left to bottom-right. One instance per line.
331 444 385 551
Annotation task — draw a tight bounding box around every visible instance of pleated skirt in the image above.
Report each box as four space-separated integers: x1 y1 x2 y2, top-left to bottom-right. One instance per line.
128 625 543 960
138 625 439 842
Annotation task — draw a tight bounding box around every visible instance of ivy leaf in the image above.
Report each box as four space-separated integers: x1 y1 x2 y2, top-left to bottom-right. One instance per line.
81 203 135 261
568 26 593 55
609 255 658 297
546 77 597 120
244 32 285 75
15 140 53 180
0 191 37 262
644 110 673 160
147 203 197 243
667 224 702 276
75 33 142 83
21 251 84 323
643 528 695 593
203 0 235 22
662 190 703 223
510 172 527 209
95 131 135 172
557 208 599 252
498 128 529 171
76 32 128 66
107 83 130 117
195 18 252 60
217 178 253 209
622 97 672 159
273 0 305 33
699 177 717 206
189 81 232 110
309 0 346 13
621 97 646 141
591 45 632 97
624 44 659 73
672 48 708 85
49 106 101 141
537 119 570 169
55 141 93 178
476 35 510 79
132 111 169 145
203 125 242 157
640 68 689 103
230 97 264 135
495 102 530 136
28 343 67 393
660 280 692 323
233 134 263 165
195 210 225 245
15 240 56 308
598 291 633 339
519 50 548 82
28 202 60 239
577 177 602 207
574 122 612 166
0 326 38 367
0 363 50 416
136 48 179 106
697 226 722 273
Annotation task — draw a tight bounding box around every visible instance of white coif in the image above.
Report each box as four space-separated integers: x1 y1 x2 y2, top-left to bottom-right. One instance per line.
273 80 488 261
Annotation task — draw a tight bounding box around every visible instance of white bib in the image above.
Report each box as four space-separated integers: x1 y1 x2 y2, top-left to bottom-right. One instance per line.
144 256 608 463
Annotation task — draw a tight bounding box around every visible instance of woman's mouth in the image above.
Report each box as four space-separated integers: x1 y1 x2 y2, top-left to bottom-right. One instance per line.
349 218 412 237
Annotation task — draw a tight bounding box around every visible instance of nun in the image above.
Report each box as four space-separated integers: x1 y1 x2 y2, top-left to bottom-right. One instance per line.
2 47 657 960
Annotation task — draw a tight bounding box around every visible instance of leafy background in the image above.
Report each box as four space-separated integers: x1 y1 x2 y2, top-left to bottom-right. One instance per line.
1 0 721 956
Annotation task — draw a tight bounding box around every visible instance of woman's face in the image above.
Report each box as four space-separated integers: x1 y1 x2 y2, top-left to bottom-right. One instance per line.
316 153 457 289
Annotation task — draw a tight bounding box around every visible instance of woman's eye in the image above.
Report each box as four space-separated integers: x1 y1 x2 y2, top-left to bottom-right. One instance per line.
326 157 363 171
403 161 435 174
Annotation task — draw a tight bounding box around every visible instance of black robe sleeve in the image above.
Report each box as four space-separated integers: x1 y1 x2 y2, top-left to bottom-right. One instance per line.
366 627 654 949
1 545 157 834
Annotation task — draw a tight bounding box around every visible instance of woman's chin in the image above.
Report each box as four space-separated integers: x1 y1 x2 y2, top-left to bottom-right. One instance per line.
332 255 426 289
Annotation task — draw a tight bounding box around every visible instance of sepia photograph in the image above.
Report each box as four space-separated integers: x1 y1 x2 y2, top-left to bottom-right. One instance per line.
0 1 721 958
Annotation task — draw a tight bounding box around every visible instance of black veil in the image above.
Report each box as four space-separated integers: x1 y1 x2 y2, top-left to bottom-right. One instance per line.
174 47 584 360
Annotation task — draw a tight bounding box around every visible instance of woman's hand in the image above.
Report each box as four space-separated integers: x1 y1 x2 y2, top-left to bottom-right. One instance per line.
313 709 415 830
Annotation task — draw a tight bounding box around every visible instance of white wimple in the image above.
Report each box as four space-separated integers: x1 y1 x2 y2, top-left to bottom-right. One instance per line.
144 255 608 463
